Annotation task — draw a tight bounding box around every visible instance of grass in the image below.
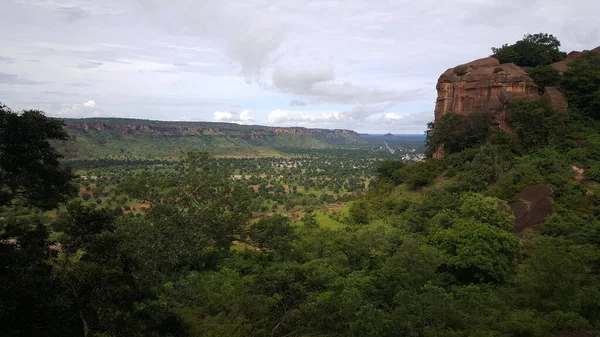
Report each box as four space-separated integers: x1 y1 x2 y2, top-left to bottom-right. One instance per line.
314 211 345 229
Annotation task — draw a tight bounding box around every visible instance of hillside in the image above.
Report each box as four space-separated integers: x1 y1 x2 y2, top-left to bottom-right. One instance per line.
55 118 366 159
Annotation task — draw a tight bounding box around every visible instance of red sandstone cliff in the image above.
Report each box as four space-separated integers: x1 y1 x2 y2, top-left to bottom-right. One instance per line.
434 57 539 130
433 57 540 158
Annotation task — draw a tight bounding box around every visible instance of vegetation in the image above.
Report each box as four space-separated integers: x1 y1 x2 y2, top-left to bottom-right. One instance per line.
491 33 567 67
527 65 561 93
425 111 497 156
453 65 468 76
562 51 600 119
3 33 600 337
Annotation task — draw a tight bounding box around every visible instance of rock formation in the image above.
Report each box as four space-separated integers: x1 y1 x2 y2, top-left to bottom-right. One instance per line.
510 184 554 237
434 57 539 130
432 57 540 158
551 46 600 74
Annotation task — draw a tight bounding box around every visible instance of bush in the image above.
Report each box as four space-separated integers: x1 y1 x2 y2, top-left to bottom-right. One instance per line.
376 160 406 184
507 98 566 150
349 200 370 224
527 65 561 93
426 112 497 156
493 67 504 73
561 52 600 119
453 65 468 76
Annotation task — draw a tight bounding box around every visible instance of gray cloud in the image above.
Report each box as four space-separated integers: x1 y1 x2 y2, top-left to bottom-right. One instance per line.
272 66 419 104
58 6 87 24
290 99 307 106
343 104 390 120
0 56 14 63
77 61 104 69
273 66 421 104
138 0 284 80
0 73 45 85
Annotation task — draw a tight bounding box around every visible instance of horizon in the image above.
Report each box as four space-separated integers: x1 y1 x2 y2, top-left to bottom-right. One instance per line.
1 0 599 133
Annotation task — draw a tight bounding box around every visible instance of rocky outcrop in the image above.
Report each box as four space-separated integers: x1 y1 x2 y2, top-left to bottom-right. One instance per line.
432 57 540 158
510 184 554 236
551 46 600 74
435 57 539 131
545 86 568 112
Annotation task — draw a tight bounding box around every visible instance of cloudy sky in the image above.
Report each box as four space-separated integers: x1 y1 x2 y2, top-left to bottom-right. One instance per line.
1 0 599 133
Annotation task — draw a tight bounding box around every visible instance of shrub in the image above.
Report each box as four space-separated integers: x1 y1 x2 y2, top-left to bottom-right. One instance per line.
426 112 497 156
454 65 468 76
493 67 504 73
527 65 561 93
561 52 600 119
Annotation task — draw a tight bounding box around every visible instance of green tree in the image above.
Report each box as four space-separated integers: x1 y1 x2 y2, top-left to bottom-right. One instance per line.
426 112 496 156
0 104 76 209
349 200 370 224
492 33 566 67
561 52 600 119
433 219 519 284
376 159 406 184
249 214 297 255
527 65 561 93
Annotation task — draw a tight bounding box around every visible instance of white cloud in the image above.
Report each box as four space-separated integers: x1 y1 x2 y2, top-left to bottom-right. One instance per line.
239 109 253 122
267 109 290 124
384 112 403 120
265 108 433 133
213 110 233 121
213 109 255 124
83 100 96 108
52 100 113 118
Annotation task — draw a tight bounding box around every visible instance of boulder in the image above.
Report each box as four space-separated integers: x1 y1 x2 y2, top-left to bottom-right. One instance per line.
509 184 554 235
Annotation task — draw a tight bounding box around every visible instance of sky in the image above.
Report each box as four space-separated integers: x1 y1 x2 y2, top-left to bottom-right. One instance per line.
0 0 599 133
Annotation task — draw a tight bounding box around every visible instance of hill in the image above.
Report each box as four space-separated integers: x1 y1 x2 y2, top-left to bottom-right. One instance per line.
54 118 366 159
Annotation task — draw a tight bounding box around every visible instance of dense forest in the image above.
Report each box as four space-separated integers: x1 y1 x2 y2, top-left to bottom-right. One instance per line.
2 34 600 337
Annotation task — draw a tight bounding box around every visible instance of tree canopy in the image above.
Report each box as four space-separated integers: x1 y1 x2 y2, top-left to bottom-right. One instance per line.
0 104 76 209
491 33 567 67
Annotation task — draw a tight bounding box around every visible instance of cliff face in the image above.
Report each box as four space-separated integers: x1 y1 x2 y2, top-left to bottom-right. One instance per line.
61 118 365 148
433 46 600 148
64 120 355 137
433 57 540 158
434 57 539 131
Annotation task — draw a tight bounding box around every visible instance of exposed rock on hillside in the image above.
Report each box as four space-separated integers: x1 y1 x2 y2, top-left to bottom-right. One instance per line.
55 118 366 159
432 57 540 158
544 86 568 112
551 46 600 74
510 184 554 236
64 119 356 138
434 57 539 131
